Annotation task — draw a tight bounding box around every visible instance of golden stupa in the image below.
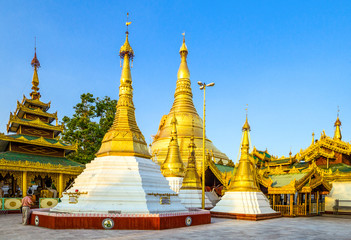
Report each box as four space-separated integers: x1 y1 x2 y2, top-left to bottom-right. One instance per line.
96 30 150 158
161 114 185 177
181 136 202 190
228 116 259 192
151 35 229 171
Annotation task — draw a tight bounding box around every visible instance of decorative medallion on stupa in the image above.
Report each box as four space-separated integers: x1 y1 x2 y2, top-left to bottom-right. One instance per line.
151 35 230 173
0 48 83 204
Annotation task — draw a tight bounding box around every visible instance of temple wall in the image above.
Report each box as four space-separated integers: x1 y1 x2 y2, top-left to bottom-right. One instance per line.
325 182 351 212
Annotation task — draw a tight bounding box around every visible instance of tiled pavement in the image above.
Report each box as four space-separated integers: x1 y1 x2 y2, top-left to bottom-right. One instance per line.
1 214 351 240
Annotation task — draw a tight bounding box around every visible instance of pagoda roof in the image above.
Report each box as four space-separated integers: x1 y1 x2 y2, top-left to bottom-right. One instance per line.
15 101 57 124
215 163 234 173
0 134 76 154
297 135 351 162
7 114 63 136
0 151 83 175
21 95 51 111
258 163 332 194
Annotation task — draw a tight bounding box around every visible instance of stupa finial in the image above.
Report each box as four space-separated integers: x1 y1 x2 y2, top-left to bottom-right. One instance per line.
30 37 41 100
334 106 342 140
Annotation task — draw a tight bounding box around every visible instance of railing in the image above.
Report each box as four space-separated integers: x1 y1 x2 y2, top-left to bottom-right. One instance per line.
0 198 22 211
0 197 60 212
273 205 290 215
39 198 60 208
273 203 324 216
293 205 306 216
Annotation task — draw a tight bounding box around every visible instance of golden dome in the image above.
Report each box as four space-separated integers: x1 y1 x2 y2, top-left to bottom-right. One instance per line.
151 36 230 174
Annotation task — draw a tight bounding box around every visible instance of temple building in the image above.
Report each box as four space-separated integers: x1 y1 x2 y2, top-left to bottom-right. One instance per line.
0 50 83 210
254 115 351 215
151 36 233 191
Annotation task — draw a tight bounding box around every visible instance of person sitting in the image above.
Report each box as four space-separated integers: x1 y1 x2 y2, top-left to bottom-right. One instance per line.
21 189 34 225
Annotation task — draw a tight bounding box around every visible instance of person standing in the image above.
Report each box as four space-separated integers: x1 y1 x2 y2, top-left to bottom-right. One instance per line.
21 189 34 225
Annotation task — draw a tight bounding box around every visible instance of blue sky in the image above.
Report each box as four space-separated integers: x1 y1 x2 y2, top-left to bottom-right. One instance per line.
0 1 350 162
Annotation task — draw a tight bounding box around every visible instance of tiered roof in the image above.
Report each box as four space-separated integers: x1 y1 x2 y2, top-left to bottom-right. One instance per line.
0 50 81 170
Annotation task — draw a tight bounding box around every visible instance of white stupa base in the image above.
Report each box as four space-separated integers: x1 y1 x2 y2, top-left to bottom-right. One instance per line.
211 191 277 215
205 190 221 207
178 189 213 209
165 177 183 193
51 156 187 214
325 182 351 213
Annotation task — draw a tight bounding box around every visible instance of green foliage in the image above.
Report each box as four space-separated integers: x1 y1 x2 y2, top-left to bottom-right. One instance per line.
61 93 117 164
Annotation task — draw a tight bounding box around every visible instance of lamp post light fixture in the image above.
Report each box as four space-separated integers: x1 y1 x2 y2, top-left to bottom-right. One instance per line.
198 81 215 209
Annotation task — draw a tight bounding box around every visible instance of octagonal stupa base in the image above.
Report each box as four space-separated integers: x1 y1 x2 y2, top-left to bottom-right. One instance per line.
211 211 281 221
29 208 211 230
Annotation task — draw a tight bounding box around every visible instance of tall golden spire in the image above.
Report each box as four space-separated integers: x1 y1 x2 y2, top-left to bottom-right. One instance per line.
161 114 185 177
96 18 150 158
170 33 197 114
30 42 41 100
181 136 202 190
334 114 342 141
228 116 259 192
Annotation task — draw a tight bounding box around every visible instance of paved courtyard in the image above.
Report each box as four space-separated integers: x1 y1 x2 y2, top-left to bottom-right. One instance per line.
1 214 351 240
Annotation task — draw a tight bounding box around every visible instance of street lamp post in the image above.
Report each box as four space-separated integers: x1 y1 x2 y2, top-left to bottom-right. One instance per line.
198 81 215 209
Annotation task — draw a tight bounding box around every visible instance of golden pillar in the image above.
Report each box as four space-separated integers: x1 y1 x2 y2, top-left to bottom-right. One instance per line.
304 193 307 215
22 171 27 197
58 173 63 198
316 191 319 214
272 194 276 209
290 194 294 216
309 193 312 214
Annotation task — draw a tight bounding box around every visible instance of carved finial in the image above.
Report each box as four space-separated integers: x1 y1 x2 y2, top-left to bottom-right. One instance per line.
126 12 131 33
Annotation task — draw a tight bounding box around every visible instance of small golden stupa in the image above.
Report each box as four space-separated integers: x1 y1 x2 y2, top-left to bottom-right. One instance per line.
161 114 185 178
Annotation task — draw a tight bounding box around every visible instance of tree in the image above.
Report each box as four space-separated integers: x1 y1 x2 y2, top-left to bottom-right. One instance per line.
61 93 117 164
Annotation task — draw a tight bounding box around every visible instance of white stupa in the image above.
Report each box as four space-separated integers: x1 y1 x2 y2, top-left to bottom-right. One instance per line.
178 136 213 209
211 116 278 219
51 29 187 214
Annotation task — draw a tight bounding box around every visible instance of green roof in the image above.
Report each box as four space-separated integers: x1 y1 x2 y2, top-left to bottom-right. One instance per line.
257 150 272 159
21 118 55 127
319 163 351 173
8 134 69 146
271 158 290 164
215 164 234 173
270 173 307 188
291 162 309 169
0 151 83 167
